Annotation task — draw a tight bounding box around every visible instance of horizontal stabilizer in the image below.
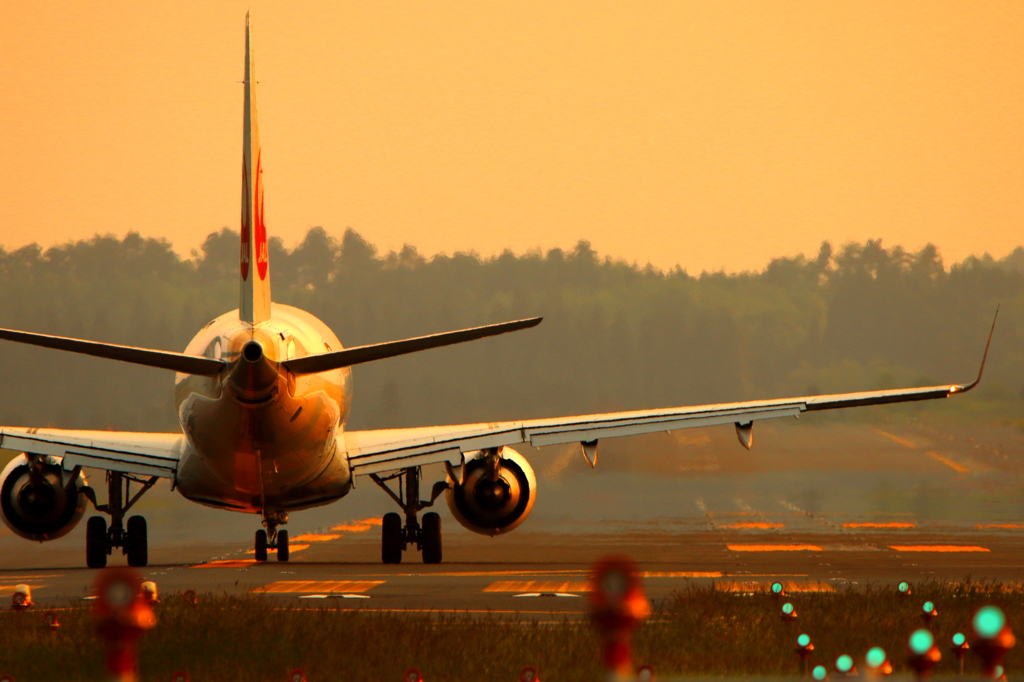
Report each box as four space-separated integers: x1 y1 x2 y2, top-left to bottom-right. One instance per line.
0 327 226 376
283 317 543 375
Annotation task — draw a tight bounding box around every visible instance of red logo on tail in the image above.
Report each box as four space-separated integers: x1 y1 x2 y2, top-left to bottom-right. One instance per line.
255 153 268 281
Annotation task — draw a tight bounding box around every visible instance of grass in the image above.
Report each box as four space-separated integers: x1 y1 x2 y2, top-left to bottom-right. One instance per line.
1 580 1021 681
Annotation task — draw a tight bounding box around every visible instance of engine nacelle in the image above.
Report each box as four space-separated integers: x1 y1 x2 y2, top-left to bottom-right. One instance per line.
0 454 89 541
446 447 536 536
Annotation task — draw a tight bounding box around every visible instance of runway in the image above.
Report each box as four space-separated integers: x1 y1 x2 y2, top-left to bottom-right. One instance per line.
5 524 1024 614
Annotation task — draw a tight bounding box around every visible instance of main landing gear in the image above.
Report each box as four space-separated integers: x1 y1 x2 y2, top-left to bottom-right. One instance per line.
84 471 158 569
254 511 289 562
370 466 448 564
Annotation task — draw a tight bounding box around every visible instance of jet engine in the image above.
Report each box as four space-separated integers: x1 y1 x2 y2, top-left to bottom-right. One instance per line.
0 454 89 541
446 447 536 536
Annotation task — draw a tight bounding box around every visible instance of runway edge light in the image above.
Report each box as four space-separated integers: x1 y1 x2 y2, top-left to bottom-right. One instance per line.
43 610 59 635
11 584 32 611
864 646 892 677
950 632 969 676
519 665 539 682
92 568 157 682
921 601 937 627
907 628 940 679
636 664 655 682
971 605 1015 680
588 555 650 682
795 633 814 677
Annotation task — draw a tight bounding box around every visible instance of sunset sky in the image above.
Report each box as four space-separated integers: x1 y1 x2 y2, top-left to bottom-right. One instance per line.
1 2 1021 272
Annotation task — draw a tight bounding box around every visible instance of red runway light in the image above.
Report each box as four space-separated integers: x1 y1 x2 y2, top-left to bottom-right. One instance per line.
11 585 32 612
519 665 539 682
43 610 59 634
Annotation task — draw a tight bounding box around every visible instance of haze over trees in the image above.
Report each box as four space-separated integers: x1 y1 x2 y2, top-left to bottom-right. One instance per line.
0 228 1019 432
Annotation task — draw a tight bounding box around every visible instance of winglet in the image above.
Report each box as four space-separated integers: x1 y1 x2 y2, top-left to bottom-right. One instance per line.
239 12 272 325
951 305 999 394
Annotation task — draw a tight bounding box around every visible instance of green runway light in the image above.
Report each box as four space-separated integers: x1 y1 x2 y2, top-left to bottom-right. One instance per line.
782 602 795 615
771 582 784 594
974 605 1005 638
835 654 853 673
865 647 886 668
952 632 966 646
923 600 934 612
798 633 811 647
812 665 828 681
909 629 934 655
898 581 910 593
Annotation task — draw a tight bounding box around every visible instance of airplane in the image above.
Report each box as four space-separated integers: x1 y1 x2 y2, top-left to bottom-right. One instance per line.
0 15 997 568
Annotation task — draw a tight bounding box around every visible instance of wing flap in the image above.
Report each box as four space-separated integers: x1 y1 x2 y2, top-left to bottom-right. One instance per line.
0 428 184 479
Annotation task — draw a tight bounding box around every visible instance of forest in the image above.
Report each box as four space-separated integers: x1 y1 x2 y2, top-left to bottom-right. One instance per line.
0 227 1020 432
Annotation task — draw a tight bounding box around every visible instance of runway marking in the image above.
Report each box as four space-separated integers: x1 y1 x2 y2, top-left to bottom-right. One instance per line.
485 581 591 593
977 524 1024 529
329 608 587 615
243 544 310 555
0 584 44 594
290 534 340 543
728 544 822 552
890 545 990 552
260 580 384 594
873 428 919 449
715 581 834 594
720 522 784 529
336 570 589 578
331 518 383 532
0 574 62 580
843 522 916 529
643 572 723 578
925 451 969 473
872 428 968 473
193 560 258 568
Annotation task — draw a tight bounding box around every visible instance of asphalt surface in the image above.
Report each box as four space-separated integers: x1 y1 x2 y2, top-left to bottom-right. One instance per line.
4 524 1024 614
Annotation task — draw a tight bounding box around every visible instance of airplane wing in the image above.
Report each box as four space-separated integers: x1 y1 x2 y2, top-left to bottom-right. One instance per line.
347 310 998 476
344 381 974 475
0 428 185 478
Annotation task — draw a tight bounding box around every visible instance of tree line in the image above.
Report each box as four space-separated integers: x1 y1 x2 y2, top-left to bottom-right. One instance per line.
0 228 1019 432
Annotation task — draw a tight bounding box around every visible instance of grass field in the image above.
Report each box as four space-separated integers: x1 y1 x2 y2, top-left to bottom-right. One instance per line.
0 580 1020 681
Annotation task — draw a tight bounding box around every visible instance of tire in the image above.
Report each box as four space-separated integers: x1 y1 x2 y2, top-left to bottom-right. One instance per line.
255 530 268 562
382 512 403 564
86 516 108 569
277 529 289 562
421 512 442 564
126 515 148 567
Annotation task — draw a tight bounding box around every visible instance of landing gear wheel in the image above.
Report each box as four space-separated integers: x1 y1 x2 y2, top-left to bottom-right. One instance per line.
86 516 108 569
255 530 268 562
382 512 403 564
421 512 442 564
125 515 148 567
277 529 289 562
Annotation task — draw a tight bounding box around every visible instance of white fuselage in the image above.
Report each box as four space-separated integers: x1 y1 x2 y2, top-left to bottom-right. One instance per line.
173 304 353 515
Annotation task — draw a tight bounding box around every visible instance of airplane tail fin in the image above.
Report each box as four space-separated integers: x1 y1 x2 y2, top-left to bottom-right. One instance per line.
240 12 271 325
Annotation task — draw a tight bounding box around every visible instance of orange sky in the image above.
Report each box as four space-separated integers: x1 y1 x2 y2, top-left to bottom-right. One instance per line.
1 2 1022 272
